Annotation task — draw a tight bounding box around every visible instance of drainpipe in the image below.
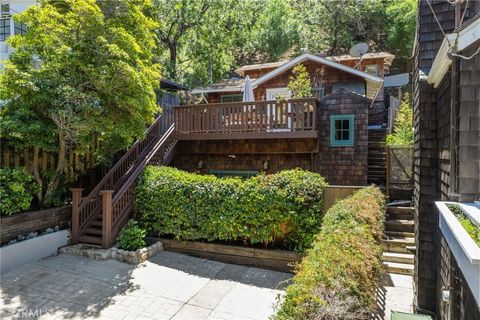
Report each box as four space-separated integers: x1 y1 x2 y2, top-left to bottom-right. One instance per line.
449 0 462 201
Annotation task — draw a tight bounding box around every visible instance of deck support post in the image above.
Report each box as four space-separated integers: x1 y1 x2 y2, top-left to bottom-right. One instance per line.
70 188 83 245
101 190 114 248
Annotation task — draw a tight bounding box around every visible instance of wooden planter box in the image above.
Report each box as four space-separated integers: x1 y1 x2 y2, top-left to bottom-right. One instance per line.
0 205 71 245
154 238 301 273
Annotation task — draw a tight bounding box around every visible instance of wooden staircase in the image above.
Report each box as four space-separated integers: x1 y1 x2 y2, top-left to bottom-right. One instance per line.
368 128 387 185
382 206 416 275
71 116 177 248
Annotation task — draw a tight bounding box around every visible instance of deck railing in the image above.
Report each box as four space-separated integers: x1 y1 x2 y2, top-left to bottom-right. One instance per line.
174 98 318 139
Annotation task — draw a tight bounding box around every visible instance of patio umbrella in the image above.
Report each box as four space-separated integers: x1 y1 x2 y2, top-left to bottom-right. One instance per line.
242 76 255 102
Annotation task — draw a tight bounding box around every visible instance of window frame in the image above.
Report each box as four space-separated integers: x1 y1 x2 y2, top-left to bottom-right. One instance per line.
311 87 325 98
0 17 11 42
365 64 379 76
329 114 355 147
209 170 258 179
220 94 243 103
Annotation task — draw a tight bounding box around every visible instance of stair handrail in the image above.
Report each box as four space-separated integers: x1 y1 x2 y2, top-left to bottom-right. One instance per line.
101 124 176 247
77 116 163 230
112 124 175 206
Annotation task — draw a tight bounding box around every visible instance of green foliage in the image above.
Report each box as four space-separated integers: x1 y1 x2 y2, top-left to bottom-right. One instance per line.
117 220 146 251
0 168 40 216
275 186 385 320
386 93 414 147
288 64 312 99
134 167 328 253
1 0 160 157
0 0 160 205
448 205 480 247
386 0 417 64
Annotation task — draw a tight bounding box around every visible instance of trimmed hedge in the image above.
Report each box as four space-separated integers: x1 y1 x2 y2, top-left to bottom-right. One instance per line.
275 186 385 320
134 167 328 252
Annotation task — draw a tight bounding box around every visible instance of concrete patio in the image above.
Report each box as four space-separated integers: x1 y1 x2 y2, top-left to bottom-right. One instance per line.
0 252 292 320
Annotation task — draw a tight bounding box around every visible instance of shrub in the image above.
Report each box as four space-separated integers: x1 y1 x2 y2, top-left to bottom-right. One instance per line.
386 93 414 147
275 186 385 320
117 220 146 251
134 167 328 253
0 168 40 216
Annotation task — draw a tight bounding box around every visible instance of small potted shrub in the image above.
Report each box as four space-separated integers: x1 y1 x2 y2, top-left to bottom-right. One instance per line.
117 220 146 251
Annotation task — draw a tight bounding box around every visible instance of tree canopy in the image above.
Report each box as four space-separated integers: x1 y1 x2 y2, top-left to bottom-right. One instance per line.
0 0 160 205
152 0 417 86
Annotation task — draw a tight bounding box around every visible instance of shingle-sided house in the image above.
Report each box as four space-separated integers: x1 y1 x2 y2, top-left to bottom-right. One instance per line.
171 52 395 186
413 0 480 318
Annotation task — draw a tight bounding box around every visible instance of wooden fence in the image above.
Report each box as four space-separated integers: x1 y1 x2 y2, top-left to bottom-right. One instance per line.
1 144 97 182
324 185 364 211
386 146 413 200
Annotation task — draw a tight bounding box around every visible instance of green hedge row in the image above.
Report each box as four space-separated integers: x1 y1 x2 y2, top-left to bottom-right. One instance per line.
134 166 328 252
275 186 385 320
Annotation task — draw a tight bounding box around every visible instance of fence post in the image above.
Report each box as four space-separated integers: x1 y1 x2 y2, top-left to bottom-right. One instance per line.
101 190 114 248
70 188 83 245
386 148 390 200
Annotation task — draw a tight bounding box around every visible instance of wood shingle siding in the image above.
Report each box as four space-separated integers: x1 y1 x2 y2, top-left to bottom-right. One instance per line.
413 0 480 317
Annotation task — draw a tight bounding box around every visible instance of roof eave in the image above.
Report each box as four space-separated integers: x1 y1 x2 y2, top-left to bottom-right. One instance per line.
251 53 383 89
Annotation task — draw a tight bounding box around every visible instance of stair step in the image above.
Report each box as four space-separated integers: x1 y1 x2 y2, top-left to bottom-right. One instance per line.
387 207 414 220
382 252 414 264
84 227 102 235
385 231 415 238
91 220 103 227
78 235 102 245
383 261 414 275
382 236 415 253
385 219 414 232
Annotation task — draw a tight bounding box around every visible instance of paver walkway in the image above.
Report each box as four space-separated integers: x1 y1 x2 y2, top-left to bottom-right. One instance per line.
0 252 292 320
377 273 414 320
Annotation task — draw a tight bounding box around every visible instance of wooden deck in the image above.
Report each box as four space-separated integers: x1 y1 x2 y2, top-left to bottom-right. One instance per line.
173 98 318 140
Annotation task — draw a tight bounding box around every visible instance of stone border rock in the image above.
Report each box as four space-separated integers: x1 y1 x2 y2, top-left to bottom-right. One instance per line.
59 241 163 264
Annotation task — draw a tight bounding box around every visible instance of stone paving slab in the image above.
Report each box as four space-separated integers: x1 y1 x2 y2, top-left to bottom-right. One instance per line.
377 273 414 320
1 251 291 320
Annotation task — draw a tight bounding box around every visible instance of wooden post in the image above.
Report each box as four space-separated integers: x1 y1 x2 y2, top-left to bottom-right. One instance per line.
386 148 391 200
101 190 114 248
70 188 83 245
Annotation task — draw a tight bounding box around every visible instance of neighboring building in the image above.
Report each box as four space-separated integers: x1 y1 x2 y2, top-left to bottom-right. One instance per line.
413 0 480 318
0 0 36 69
171 52 395 185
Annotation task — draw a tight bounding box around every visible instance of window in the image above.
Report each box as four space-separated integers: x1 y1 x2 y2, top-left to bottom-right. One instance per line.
14 21 27 36
330 115 355 147
0 18 10 41
220 94 243 103
1 4 9 15
365 64 378 76
209 170 258 179
311 87 325 98
331 83 365 96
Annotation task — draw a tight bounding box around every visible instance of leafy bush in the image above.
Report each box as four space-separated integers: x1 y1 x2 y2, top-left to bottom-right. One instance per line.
386 93 414 147
117 220 146 251
448 204 480 247
288 64 312 99
134 167 328 253
0 168 40 216
275 186 385 320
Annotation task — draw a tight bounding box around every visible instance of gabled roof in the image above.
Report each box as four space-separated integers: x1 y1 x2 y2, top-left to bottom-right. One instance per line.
318 88 372 104
251 53 382 89
235 61 288 77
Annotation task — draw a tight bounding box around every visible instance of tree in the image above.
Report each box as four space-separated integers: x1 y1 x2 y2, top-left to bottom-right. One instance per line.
0 0 160 206
386 94 414 147
386 0 417 71
288 64 312 99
